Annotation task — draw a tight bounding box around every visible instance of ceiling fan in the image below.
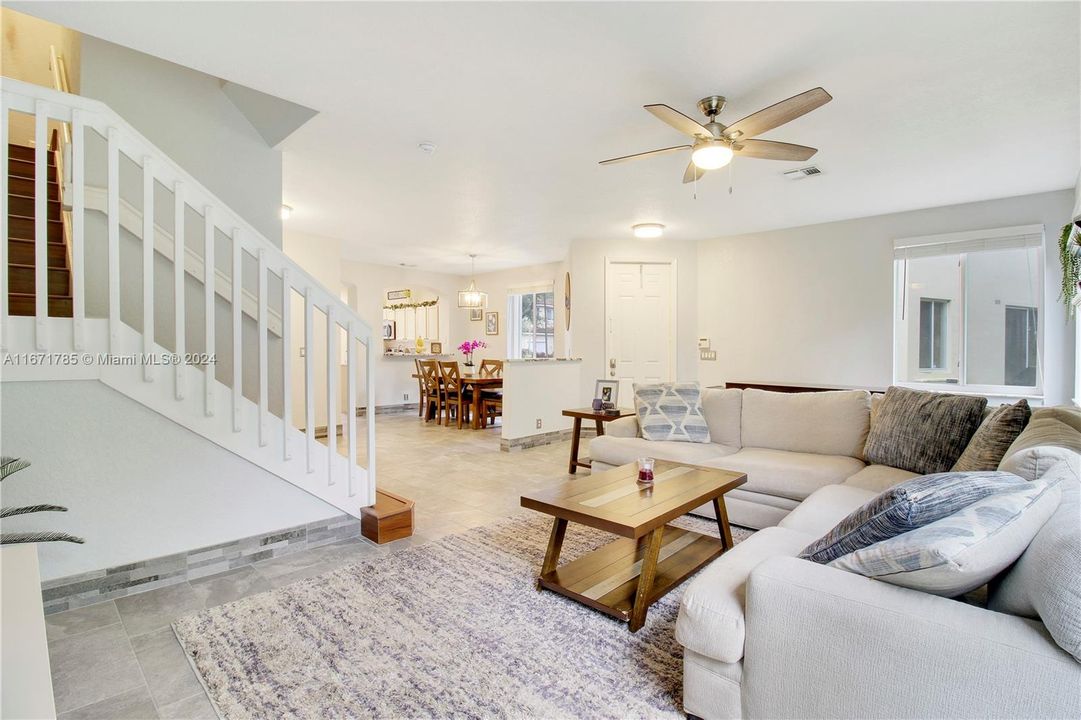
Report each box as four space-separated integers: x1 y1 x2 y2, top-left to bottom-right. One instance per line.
599 87 832 183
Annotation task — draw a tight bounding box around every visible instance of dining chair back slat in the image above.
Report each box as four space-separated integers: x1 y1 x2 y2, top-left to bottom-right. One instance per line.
479 359 504 378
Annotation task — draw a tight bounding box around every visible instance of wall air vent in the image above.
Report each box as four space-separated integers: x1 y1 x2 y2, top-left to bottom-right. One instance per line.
783 166 822 179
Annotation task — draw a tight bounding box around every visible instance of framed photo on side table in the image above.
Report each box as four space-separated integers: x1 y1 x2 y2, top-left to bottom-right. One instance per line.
594 379 619 408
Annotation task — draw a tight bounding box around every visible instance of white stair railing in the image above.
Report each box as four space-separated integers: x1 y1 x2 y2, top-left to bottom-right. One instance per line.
0 78 377 515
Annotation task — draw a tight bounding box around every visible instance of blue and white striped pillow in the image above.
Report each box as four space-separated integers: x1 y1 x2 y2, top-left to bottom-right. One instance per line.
800 471 1027 564
633 382 711 444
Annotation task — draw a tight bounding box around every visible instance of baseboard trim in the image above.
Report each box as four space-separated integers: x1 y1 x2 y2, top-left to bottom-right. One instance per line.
501 428 574 452
39 515 361 615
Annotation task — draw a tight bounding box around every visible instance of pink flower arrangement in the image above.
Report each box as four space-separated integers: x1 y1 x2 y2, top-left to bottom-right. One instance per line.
458 339 487 364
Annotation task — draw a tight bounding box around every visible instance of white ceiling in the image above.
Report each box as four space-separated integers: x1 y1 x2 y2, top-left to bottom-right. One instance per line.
16 2 1080 273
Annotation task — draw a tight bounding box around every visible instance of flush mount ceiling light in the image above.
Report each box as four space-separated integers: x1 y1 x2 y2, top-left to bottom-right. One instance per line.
280 204 294 220
457 254 488 309
418 141 437 155
632 223 665 239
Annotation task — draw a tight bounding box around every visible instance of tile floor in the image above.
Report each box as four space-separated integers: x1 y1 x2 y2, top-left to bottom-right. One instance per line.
44 414 588 718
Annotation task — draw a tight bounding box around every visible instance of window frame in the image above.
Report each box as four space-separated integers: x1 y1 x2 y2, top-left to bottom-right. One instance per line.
918 297 950 372
507 284 556 360
892 225 1045 399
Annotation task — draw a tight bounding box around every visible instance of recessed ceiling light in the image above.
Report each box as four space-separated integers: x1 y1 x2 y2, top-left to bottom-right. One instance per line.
632 223 665 239
418 141 437 155
280 204 294 220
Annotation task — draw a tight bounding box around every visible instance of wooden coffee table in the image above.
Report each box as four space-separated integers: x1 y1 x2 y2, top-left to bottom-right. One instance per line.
520 460 746 632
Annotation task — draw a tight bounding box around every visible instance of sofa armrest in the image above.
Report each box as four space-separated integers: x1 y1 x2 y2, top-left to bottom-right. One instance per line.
743 556 1080 719
605 415 639 438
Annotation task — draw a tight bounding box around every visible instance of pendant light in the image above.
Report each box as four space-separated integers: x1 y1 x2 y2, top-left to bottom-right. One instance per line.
457 254 488 309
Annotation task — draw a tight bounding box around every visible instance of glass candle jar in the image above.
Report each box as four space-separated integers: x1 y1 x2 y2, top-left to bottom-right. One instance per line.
637 457 655 485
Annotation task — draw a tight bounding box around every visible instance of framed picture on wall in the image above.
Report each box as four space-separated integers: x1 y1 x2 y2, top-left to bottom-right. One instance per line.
594 379 619 407
485 311 499 335
381 320 395 340
469 308 483 322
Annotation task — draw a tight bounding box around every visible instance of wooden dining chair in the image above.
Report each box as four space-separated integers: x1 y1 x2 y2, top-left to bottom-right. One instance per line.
478 359 503 427
479 359 503 378
438 361 473 429
414 359 427 418
419 360 444 424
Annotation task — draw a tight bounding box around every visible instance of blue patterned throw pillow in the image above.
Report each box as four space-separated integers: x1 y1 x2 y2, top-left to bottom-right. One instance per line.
799 471 1028 563
633 382 711 443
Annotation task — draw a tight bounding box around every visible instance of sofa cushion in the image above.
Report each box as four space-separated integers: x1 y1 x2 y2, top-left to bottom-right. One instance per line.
998 414 1081 481
778 485 879 536
989 459 1081 662
587 435 735 468
675 526 813 663
843 464 918 492
740 389 871 458
634 382 711 443
952 400 1031 472
703 448 865 502
830 479 1061 596
799 471 1030 564
701 388 742 448
863 386 987 475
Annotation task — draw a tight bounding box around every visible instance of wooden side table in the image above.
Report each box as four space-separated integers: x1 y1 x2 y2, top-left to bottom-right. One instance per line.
562 407 635 474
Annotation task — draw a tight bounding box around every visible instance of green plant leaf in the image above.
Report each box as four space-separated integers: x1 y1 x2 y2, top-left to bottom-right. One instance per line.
0 532 85 545
1061 223 1080 319
0 457 30 481
0 504 68 518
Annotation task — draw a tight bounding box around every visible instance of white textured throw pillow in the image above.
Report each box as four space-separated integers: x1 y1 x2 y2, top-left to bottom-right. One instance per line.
829 479 1061 596
633 382 711 444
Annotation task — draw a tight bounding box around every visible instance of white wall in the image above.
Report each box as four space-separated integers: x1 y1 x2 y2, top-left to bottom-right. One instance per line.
79 35 284 247
501 360 582 440
569 238 699 404
0 381 341 581
696 190 1076 404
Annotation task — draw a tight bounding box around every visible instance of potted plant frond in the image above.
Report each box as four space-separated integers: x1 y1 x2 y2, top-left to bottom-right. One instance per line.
1 457 84 545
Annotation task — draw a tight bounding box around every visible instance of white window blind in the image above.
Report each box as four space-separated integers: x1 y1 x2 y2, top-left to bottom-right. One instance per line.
893 224 1044 260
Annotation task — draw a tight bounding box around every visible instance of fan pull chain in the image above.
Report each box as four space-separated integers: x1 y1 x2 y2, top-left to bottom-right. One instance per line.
693 171 698 200
728 160 734 195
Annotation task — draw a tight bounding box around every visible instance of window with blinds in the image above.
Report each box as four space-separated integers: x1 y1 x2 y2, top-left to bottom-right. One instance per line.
893 224 1044 395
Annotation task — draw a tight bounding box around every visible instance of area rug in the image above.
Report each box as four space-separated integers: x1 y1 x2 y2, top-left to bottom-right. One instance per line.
173 514 753 719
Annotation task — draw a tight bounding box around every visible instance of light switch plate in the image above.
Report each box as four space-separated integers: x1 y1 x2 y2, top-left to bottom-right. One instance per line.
700 349 717 361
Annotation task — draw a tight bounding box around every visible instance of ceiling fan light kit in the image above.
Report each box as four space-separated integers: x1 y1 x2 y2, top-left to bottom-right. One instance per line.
600 87 832 185
632 223 665 239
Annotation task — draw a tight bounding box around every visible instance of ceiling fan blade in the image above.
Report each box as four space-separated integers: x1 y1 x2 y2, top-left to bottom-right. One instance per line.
599 144 690 165
724 87 832 141
682 161 707 184
733 139 818 161
645 104 714 140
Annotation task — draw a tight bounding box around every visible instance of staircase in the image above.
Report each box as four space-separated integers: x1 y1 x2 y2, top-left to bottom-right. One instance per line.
1 79 377 517
7 140 73 318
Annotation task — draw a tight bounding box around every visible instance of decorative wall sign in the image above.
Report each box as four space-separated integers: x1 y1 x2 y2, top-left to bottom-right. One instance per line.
387 289 412 301
485 311 499 336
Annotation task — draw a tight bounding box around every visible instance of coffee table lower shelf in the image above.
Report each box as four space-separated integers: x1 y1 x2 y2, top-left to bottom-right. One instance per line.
537 525 722 624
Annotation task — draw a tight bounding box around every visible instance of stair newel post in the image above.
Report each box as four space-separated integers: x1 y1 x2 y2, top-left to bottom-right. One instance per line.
142 156 154 382
107 127 120 355
365 328 376 505
1 96 8 350
304 287 315 473
281 267 292 461
34 100 48 350
203 206 215 417
71 109 85 351
257 248 268 447
231 228 242 432
326 304 338 487
173 181 185 400
347 320 358 498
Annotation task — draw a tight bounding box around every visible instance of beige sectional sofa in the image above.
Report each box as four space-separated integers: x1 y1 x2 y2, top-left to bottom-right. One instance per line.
592 387 1081 718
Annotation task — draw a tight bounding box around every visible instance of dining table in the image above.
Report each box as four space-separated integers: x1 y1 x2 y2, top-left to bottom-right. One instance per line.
412 370 503 430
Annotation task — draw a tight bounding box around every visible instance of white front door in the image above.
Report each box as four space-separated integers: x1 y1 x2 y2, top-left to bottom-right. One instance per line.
605 261 674 405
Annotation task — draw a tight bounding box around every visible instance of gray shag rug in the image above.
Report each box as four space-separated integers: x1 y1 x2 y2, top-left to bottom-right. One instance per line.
173 514 753 719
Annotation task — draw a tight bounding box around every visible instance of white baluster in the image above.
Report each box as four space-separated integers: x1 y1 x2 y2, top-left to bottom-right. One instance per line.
304 288 315 473
107 127 120 354
203 207 215 416
231 229 242 432
173 181 185 400
0 97 8 350
34 101 48 350
281 267 292 460
347 322 358 497
142 156 154 382
327 306 337 486
257 249 268 447
71 109 85 350
366 332 376 505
